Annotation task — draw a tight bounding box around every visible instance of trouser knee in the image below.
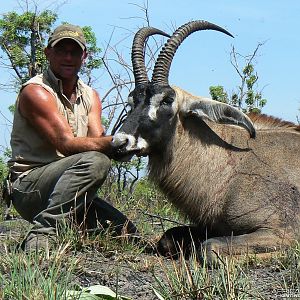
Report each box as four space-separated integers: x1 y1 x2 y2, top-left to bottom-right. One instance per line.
81 151 111 185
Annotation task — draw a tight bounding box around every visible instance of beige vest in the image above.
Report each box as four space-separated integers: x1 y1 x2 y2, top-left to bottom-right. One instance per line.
8 68 94 178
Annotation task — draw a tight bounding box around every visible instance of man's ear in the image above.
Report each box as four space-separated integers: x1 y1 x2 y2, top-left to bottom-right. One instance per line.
82 50 88 60
44 47 51 60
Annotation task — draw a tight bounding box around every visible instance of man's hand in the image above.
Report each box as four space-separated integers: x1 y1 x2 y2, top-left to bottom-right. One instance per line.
110 140 131 161
110 136 142 161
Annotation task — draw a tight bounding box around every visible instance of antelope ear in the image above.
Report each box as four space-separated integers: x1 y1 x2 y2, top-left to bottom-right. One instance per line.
180 97 256 138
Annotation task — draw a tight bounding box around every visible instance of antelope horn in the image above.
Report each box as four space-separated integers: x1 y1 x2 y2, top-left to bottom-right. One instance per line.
132 27 170 85
151 20 233 85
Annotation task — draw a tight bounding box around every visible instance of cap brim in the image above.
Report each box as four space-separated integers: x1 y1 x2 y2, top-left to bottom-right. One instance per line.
50 37 86 51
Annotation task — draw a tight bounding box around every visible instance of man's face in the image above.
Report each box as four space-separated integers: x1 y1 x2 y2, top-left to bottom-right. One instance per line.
45 39 86 80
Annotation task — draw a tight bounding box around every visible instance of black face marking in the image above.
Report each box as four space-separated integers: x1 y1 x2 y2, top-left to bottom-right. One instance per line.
113 83 178 157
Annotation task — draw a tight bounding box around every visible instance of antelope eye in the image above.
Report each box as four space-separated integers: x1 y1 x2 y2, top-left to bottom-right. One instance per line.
161 97 173 106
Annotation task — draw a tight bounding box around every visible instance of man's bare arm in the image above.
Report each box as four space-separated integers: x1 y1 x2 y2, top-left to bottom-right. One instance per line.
19 84 113 156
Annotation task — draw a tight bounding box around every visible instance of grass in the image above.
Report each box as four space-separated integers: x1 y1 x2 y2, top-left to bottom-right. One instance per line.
0 215 150 300
1 179 300 299
153 245 263 300
0 243 80 300
276 242 300 297
153 244 300 299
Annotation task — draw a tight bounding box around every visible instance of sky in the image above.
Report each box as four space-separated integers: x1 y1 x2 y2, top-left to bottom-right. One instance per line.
0 0 300 153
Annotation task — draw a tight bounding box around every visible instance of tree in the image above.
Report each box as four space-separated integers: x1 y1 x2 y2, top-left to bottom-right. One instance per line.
209 43 267 113
0 10 57 90
79 25 102 86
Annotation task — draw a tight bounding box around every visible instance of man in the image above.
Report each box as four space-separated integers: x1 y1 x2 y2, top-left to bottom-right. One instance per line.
8 23 137 250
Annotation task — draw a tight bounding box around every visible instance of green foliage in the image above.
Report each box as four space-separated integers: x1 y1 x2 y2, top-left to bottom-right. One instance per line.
0 10 57 89
103 158 146 198
209 44 267 113
133 178 160 201
82 26 102 70
99 175 183 237
242 64 267 112
209 86 228 104
0 156 8 182
8 104 15 114
101 116 110 131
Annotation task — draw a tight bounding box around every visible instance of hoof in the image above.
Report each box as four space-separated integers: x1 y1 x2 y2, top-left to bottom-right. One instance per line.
156 226 202 259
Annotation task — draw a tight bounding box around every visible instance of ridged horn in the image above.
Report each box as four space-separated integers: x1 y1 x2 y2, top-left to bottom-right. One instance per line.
151 20 233 85
132 27 170 85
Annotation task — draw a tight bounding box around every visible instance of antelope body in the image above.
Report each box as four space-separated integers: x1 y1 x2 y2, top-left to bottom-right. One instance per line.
112 21 300 259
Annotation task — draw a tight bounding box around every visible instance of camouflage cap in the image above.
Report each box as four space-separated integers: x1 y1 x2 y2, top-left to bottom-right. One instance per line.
48 24 86 50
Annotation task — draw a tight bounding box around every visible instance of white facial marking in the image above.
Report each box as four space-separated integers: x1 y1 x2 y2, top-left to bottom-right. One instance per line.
113 132 136 151
113 132 149 153
136 136 149 150
148 92 164 121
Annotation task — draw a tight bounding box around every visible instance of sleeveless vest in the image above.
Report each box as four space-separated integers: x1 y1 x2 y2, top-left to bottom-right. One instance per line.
8 68 94 178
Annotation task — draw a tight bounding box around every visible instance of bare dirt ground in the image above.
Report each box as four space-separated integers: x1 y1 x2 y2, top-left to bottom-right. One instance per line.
0 217 295 300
